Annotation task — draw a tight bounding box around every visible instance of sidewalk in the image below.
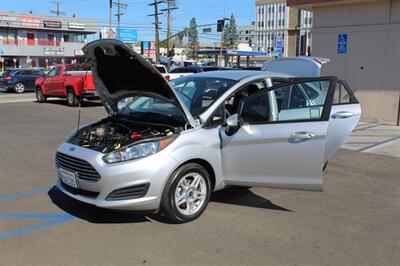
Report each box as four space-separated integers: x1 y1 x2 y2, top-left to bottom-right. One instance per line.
343 121 400 158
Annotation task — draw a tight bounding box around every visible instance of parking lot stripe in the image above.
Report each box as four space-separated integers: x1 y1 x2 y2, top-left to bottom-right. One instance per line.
0 213 75 241
357 135 400 152
353 124 380 132
0 186 51 202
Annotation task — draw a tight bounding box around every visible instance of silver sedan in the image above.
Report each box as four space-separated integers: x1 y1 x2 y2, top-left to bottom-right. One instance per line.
54 40 361 223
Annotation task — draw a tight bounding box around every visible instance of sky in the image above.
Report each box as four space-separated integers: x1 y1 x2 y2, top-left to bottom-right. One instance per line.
0 0 255 44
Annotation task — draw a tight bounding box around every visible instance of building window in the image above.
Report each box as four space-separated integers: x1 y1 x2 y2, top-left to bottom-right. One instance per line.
48 33 54 41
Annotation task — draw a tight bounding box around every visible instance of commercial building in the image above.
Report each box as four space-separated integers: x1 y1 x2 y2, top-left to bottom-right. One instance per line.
288 0 400 125
255 0 313 57
238 22 256 48
0 12 98 69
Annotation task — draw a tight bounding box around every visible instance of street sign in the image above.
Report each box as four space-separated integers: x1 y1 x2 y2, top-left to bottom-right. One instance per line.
117 28 138 43
338 33 348 54
275 36 282 57
203 28 212 33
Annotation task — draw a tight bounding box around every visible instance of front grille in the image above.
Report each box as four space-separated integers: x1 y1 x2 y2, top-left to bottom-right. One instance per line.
60 181 99 198
55 152 101 181
106 183 150 201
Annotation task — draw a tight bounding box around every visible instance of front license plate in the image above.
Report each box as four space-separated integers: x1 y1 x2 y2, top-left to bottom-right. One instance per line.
58 168 78 188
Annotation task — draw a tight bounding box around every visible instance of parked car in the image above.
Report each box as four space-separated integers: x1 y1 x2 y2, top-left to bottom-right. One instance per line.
35 64 97 106
54 40 361 223
168 66 229 80
262 57 331 77
0 68 45 93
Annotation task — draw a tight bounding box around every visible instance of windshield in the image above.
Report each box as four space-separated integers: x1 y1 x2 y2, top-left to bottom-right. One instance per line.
118 96 184 126
117 76 237 125
170 76 237 117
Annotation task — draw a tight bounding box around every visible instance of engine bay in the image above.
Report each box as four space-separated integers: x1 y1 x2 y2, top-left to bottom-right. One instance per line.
68 117 179 153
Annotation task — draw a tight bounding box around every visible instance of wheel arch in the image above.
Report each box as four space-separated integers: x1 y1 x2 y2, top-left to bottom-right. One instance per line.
175 158 216 191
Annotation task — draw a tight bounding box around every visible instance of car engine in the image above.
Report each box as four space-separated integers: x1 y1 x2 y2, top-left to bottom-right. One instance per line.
68 118 178 153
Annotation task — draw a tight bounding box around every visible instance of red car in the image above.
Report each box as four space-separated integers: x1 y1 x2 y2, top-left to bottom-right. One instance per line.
35 64 97 106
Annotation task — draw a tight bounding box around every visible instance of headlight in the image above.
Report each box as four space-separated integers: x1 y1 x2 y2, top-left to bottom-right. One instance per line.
102 135 177 164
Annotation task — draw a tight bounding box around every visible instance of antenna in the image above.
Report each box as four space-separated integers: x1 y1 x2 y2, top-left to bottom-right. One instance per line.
77 70 89 130
50 1 66 16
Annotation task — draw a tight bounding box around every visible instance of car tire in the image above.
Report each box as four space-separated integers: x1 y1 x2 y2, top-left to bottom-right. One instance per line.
14 82 25 93
161 163 211 223
66 90 79 106
36 88 46 103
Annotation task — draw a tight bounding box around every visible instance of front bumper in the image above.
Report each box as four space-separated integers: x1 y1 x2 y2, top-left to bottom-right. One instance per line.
55 142 180 211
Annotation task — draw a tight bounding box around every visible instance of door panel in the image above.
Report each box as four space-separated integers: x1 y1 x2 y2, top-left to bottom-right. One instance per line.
220 121 328 191
220 77 337 191
324 81 361 161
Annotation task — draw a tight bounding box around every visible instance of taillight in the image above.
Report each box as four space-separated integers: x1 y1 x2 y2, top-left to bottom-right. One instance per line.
3 76 12 81
165 75 171 81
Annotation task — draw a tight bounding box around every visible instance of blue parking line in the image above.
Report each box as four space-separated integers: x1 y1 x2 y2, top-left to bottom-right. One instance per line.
0 213 74 240
0 186 51 202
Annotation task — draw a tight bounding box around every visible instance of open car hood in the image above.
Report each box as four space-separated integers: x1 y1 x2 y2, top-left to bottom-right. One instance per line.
82 39 196 127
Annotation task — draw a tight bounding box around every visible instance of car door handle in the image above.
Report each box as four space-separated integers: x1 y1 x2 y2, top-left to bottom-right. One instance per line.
288 132 316 143
331 111 354 119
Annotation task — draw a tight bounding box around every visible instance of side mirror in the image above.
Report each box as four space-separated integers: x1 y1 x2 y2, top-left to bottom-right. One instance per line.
225 114 240 136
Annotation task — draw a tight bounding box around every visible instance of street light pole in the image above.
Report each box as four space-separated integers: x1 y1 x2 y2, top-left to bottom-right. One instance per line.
109 0 112 37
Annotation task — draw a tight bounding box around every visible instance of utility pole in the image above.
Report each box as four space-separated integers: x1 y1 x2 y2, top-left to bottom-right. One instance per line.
109 0 112 38
113 0 128 40
50 1 65 16
161 0 178 69
148 0 163 63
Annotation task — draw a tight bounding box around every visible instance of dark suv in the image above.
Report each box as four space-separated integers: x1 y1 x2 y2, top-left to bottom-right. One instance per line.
0 69 45 93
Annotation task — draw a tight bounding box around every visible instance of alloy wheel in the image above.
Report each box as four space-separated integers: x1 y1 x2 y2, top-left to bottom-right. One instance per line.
174 172 207 216
14 83 25 93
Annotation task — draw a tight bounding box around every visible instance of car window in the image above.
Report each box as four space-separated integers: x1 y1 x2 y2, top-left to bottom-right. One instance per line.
47 67 61 77
155 66 166 73
333 82 358 104
171 76 237 117
240 92 269 123
240 80 332 123
21 70 33 75
12 71 21 76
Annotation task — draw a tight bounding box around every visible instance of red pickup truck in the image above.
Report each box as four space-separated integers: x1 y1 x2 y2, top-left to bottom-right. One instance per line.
35 64 97 106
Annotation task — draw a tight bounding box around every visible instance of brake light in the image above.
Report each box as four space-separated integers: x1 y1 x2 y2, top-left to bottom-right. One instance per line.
165 75 171 81
3 76 12 81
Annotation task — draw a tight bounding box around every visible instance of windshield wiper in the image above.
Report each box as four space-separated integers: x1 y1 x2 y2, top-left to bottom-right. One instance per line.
128 111 182 124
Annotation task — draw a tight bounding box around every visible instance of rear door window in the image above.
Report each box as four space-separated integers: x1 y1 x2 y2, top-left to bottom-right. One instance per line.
333 81 358 104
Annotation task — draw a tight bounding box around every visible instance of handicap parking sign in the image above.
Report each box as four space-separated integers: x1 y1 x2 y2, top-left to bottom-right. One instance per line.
338 34 348 54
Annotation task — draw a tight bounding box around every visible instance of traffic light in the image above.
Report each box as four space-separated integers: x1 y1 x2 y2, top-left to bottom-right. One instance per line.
248 39 252 47
217 20 224 32
168 49 175 58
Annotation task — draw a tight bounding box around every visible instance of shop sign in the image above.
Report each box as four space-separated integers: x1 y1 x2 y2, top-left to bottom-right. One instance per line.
21 16 40 27
68 22 85 30
44 20 62 29
43 47 65 56
0 14 18 22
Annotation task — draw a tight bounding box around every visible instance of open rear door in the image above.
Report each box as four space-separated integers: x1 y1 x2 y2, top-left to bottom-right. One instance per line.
324 80 361 162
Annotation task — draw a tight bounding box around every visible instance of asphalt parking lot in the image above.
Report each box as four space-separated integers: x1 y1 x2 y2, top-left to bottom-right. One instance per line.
0 94 399 265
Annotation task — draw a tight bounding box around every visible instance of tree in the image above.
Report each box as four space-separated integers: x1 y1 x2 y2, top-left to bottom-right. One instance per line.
187 17 199 60
227 14 239 50
222 14 239 50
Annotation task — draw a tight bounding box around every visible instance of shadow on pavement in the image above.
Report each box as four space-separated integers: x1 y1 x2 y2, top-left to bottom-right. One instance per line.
41 99 103 108
48 186 151 224
48 185 291 224
211 186 292 212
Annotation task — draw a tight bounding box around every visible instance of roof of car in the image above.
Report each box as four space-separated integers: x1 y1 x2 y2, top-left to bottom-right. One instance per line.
191 70 293 80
